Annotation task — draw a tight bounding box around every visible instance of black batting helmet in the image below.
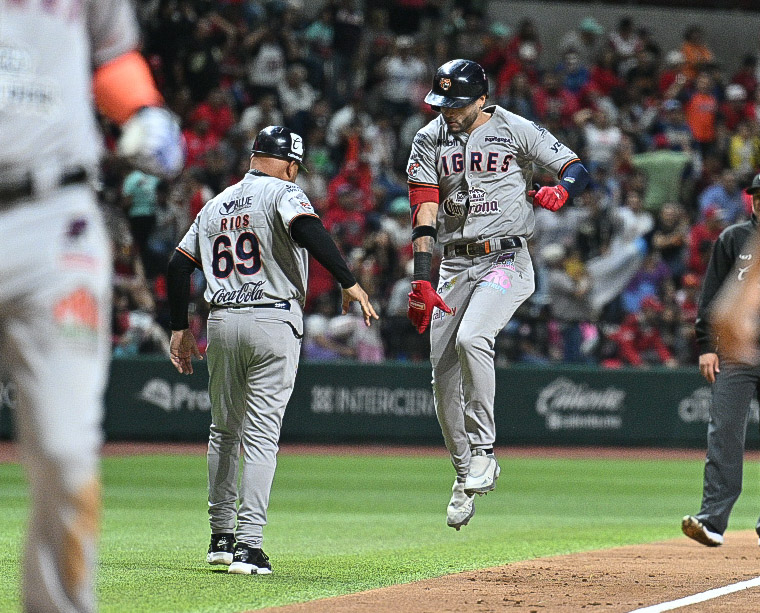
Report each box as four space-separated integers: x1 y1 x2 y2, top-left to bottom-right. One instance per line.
424 59 488 110
251 125 308 172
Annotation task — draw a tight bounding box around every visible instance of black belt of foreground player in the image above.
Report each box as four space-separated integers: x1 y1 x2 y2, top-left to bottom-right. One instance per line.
0 166 90 206
443 236 524 258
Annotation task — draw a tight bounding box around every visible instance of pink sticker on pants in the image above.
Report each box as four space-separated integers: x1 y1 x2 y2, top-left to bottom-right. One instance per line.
478 268 512 294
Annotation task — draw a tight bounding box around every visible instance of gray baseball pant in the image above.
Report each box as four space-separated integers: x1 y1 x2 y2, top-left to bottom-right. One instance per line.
205 307 302 548
697 360 760 535
430 248 535 479
0 187 110 613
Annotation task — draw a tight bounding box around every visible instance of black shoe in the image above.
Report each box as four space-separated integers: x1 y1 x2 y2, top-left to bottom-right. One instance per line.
228 543 272 575
207 533 235 565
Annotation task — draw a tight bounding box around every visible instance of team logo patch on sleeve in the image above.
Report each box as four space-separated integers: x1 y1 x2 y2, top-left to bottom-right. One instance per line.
407 161 422 179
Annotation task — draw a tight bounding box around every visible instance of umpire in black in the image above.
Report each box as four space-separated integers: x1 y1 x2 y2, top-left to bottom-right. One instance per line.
682 173 760 547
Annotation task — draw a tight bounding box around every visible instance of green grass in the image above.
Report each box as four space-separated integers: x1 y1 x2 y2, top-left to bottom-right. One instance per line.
1 452 760 612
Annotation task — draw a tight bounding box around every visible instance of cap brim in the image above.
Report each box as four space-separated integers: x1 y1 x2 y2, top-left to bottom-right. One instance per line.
286 153 309 173
746 186 760 194
424 91 477 109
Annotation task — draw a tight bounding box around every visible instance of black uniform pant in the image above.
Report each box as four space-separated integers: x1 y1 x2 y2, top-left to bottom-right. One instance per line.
697 360 760 534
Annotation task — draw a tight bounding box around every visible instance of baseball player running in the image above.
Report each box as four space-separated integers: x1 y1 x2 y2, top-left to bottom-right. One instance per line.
168 126 377 574
682 172 760 547
406 59 589 529
0 2 184 611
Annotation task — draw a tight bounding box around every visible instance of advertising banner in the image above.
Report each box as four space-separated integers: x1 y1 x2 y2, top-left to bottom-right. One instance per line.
1 359 756 448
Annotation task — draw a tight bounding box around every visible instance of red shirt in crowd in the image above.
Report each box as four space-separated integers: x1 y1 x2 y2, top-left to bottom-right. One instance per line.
321 205 366 249
495 59 541 95
326 162 374 212
305 257 336 311
533 85 579 128
687 216 724 275
719 100 754 132
190 102 235 140
610 313 673 367
183 127 220 168
589 64 624 97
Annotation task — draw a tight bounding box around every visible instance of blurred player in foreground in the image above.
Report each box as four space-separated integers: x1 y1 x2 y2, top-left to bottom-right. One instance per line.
683 172 760 546
0 2 183 611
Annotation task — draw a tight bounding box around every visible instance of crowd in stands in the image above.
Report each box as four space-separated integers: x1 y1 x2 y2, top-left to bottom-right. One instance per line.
102 0 760 368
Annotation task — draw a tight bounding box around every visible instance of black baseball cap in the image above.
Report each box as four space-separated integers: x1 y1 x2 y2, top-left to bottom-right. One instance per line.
746 173 760 195
251 126 308 172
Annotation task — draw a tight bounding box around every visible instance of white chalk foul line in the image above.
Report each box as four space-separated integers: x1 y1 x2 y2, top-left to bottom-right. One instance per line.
627 576 760 612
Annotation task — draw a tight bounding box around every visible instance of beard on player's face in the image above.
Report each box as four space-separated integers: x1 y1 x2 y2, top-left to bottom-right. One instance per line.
441 99 482 134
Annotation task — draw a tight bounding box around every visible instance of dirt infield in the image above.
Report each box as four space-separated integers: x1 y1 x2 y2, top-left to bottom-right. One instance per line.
260 534 760 612
4 442 760 611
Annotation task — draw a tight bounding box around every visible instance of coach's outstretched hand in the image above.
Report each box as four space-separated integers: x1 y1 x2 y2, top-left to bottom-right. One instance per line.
170 329 203 374
342 283 379 327
408 280 452 334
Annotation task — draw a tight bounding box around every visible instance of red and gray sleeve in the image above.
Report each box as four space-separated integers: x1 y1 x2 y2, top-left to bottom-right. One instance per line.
407 131 440 225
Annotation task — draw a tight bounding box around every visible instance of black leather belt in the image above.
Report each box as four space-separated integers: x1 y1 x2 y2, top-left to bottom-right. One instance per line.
212 301 291 311
0 167 89 204
443 236 523 258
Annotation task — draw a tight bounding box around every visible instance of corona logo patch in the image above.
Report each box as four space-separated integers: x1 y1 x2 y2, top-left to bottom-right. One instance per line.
439 78 451 91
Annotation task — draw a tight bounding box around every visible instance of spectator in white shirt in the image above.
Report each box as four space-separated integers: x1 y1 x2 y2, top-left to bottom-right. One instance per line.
277 64 318 136
379 35 427 119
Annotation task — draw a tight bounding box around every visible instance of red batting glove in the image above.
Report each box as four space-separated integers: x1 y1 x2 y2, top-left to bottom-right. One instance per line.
407 280 453 334
527 184 569 212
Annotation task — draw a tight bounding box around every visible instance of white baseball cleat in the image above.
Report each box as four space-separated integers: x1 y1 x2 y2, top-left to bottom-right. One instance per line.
464 449 500 496
681 515 723 547
447 479 475 530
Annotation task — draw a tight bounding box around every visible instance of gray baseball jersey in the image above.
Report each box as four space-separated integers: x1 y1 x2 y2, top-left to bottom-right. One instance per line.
407 105 580 244
0 2 139 612
408 105 580 504
0 0 138 174
183 170 318 553
177 170 318 311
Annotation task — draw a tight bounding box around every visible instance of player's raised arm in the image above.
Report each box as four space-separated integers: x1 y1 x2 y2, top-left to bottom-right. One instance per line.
91 18 184 180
